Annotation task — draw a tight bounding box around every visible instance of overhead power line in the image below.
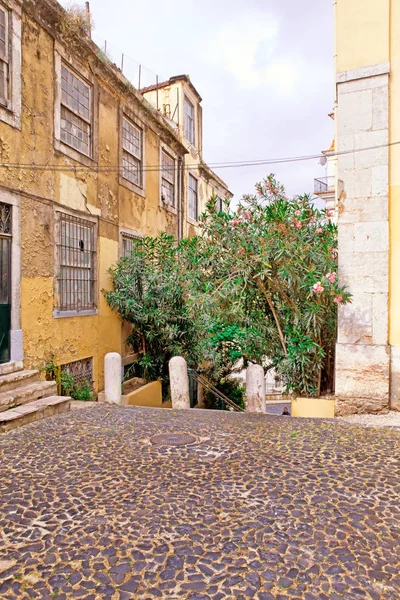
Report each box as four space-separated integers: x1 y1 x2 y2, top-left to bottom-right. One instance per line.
0 140 397 173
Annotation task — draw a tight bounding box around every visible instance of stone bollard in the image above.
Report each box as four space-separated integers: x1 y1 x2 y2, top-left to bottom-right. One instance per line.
246 364 266 413
169 356 190 409
104 352 122 404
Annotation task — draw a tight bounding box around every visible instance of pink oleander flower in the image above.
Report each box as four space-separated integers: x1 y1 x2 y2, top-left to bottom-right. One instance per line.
237 247 245 256
326 272 336 284
312 282 325 294
316 228 323 234
330 248 338 255
290 223 295 228
310 216 316 223
232 219 240 226
295 210 301 216
295 221 302 229
334 295 343 304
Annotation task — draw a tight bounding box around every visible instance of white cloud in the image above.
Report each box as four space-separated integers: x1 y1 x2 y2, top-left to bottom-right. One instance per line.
206 12 302 93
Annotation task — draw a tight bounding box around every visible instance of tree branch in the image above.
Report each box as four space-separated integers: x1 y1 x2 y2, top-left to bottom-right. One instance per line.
256 278 287 355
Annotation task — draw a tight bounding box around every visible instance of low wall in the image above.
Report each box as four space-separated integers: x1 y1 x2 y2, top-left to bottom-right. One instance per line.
122 380 162 407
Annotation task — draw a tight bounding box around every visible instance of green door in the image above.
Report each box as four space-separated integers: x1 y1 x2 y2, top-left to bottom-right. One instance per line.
0 204 12 364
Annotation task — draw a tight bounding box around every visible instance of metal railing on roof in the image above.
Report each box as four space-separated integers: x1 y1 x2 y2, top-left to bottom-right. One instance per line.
314 176 335 194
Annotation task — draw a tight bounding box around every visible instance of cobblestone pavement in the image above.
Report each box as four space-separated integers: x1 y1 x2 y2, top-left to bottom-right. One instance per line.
0 406 399 600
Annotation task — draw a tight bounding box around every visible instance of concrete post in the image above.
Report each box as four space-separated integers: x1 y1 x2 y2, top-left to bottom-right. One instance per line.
246 364 266 413
169 356 190 409
104 352 122 404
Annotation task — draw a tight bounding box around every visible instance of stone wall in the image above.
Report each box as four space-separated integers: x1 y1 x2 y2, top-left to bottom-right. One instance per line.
335 63 390 415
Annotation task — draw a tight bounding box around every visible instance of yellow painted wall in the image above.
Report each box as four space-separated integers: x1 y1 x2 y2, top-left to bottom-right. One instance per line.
335 0 390 73
0 8 186 392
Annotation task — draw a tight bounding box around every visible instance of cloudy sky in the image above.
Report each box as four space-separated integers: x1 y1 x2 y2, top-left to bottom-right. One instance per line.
81 0 334 200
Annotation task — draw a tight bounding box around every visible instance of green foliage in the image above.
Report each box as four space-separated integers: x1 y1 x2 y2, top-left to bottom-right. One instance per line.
204 377 246 411
59 369 94 401
105 175 351 400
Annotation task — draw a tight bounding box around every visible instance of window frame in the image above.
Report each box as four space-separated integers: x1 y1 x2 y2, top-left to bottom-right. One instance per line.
0 4 9 106
187 172 199 223
184 95 195 146
53 208 98 318
119 107 146 197
54 45 98 168
159 142 178 214
0 0 22 129
60 63 93 158
121 115 143 188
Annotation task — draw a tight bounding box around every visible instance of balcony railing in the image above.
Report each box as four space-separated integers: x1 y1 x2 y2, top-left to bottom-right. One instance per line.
314 176 335 194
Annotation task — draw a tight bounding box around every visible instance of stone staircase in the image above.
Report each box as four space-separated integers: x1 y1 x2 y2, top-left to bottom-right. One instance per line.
0 362 71 433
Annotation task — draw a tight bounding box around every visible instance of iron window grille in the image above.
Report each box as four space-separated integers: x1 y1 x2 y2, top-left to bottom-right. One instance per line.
0 5 9 105
122 232 142 258
188 174 198 221
161 150 175 206
184 96 195 145
0 202 11 305
122 117 143 187
61 357 93 388
60 64 92 156
57 213 96 311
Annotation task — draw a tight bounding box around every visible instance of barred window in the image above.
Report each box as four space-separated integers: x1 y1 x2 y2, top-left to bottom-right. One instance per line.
122 232 142 258
161 150 175 207
0 6 9 104
188 174 198 221
122 117 143 187
61 357 93 388
184 96 195 145
60 64 92 156
57 213 96 311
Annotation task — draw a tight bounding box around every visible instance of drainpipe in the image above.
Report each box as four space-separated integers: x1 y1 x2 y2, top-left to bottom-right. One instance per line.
177 156 183 240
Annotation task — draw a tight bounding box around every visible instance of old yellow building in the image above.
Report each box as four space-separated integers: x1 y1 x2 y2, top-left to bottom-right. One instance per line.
334 0 400 413
0 0 231 392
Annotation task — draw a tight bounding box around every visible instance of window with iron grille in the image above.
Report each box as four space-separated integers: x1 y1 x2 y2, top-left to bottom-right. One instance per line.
60 64 92 156
57 213 96 311
122 117 143 187
184 96 195 145
61 357 93 387
188 174 198 221
122 232 142 258
161 150 175 207
0 5 9 105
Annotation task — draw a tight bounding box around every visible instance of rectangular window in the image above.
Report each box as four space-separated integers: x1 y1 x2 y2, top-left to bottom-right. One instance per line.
184 96 195 145
122 117 143 187
188 174 198 221
60 64 92 156
216 196 224 212
161 150 175 207
0 6 9 105
57 213 96 311
122 232 142 258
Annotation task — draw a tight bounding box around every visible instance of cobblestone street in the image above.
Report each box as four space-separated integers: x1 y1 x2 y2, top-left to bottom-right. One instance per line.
0 406 399 600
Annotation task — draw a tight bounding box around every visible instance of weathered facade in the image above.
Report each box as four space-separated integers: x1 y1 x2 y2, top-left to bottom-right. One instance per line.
141 75 233 235
0 0 231 392
334 0 399 413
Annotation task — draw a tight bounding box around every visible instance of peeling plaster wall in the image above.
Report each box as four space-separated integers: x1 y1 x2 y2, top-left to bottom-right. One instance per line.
0 5 186 391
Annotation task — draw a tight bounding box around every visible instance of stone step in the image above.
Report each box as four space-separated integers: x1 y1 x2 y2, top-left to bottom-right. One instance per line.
0 396 71 433
0 369 40 394
0 380 58 413
0 361 24 377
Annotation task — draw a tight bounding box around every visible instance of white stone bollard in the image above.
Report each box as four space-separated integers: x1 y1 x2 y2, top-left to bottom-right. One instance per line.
169 356 190 409
104 352 122 404
246 364 266 413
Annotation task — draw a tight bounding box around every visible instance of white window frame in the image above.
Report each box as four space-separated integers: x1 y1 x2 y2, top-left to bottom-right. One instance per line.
59 63 92 158
187 172 199 223
0 0 21 129
122 115 143 188
119 108 146 197
54 44 98 167
53 208 98 318
184 95 195 146
120 228 143 259
159 142 178 214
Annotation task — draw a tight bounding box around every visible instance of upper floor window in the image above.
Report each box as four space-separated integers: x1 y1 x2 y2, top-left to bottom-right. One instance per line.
0 6 9 105
188 174 198 221
184 96 195 145
216 196 224 212
56 212 96 312
122 117 143 187
122 232 142 258
60 64 92 156
161 150 176 207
